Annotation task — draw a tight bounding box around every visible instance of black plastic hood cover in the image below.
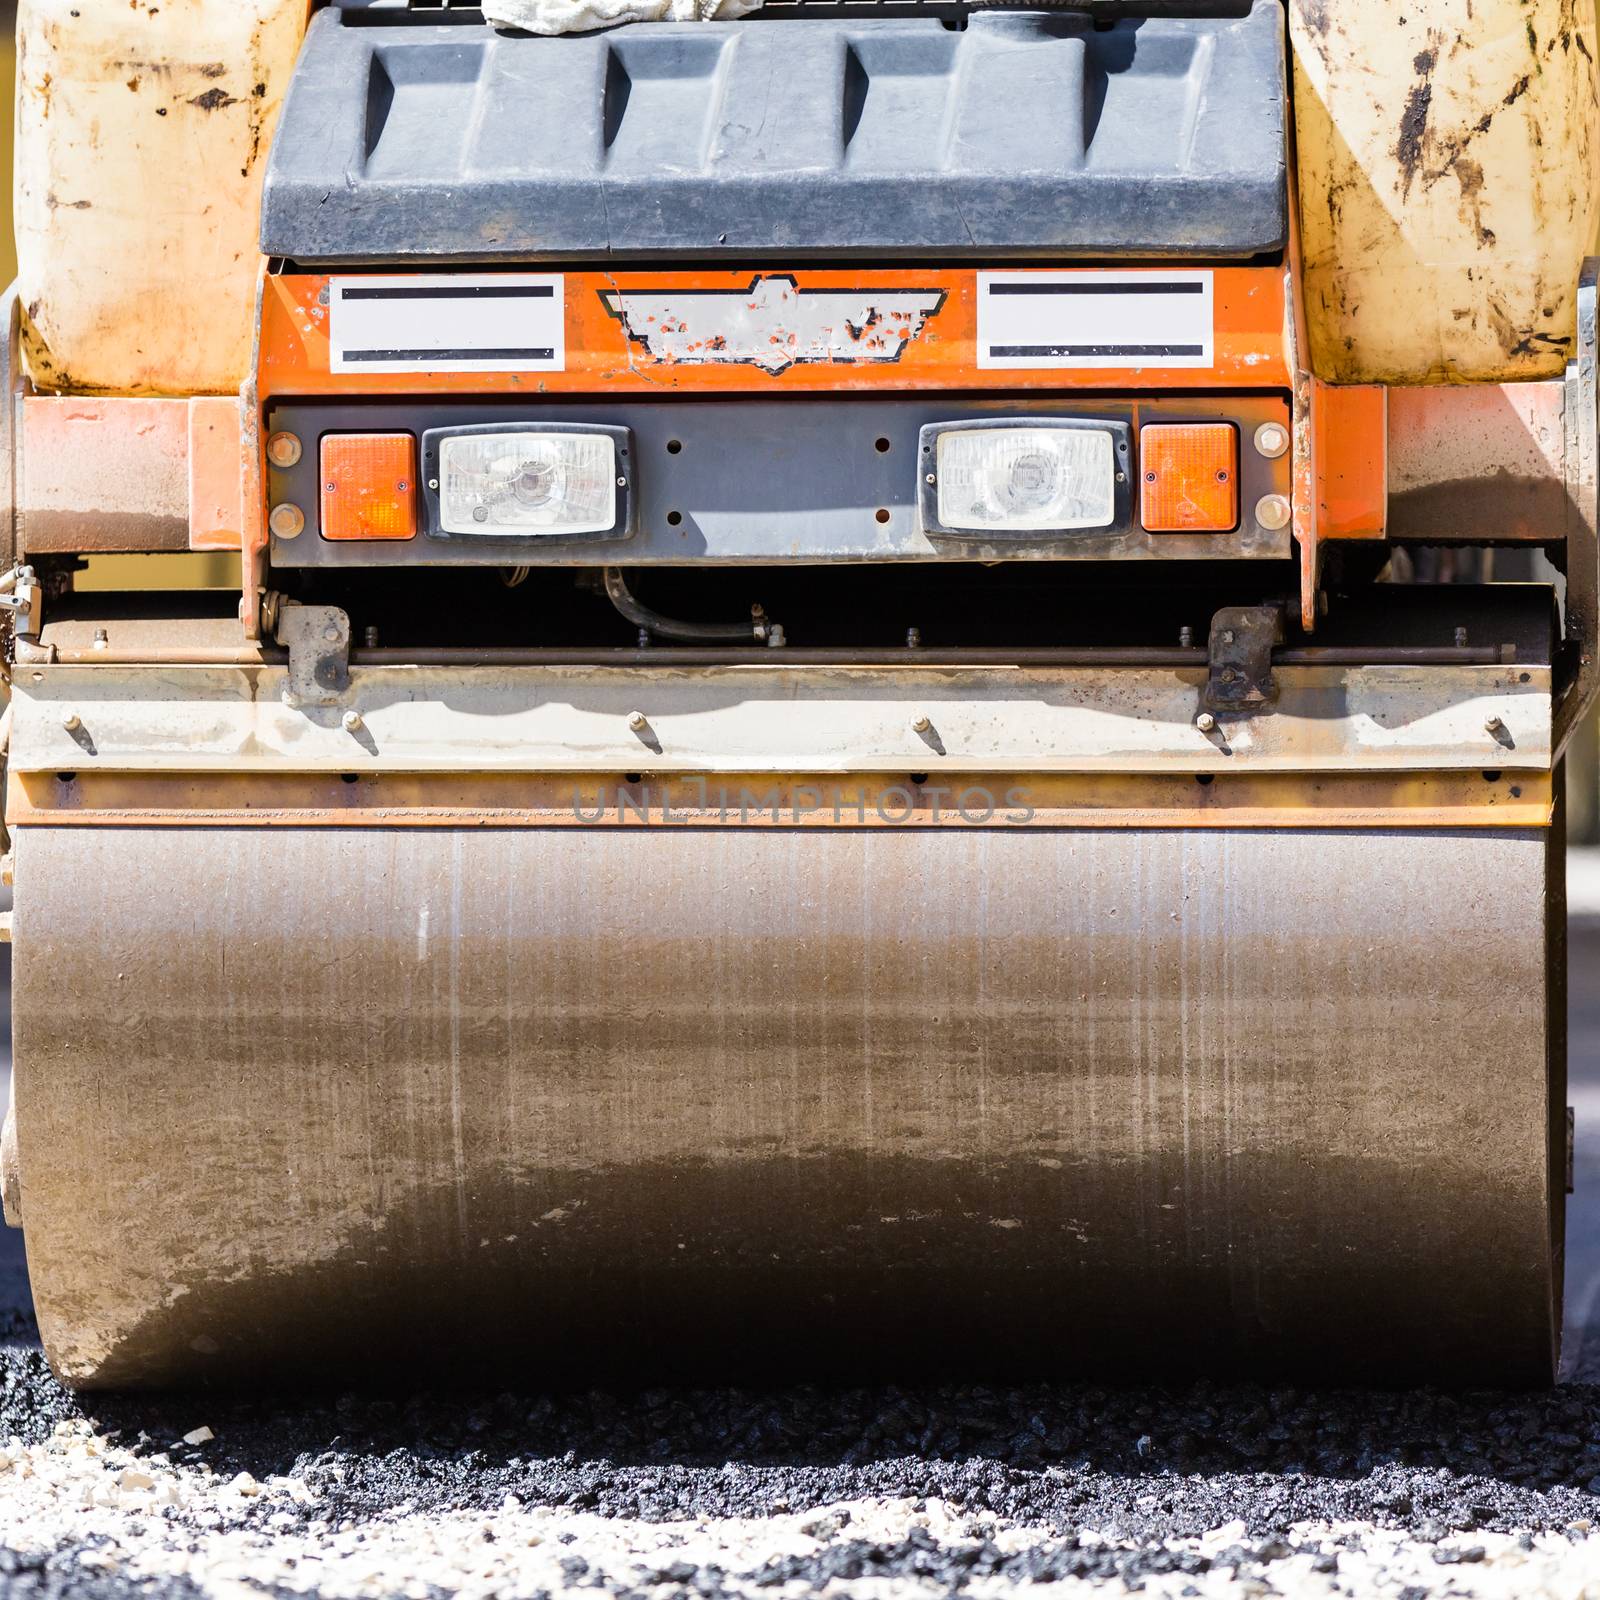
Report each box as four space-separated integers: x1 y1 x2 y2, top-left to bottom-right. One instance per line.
262 1 1287 263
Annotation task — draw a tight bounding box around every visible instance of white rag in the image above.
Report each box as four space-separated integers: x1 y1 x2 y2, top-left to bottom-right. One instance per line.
483 0 761 35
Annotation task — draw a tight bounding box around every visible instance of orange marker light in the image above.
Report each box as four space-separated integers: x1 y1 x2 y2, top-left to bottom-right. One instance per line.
320 433 417 541
1139 423 1239 532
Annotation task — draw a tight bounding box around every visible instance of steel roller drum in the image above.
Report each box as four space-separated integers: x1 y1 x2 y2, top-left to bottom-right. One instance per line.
9 822 1564 1388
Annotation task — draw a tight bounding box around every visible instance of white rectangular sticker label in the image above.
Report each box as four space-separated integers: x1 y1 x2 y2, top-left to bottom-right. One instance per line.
329 275 565 375
977 271 1214 370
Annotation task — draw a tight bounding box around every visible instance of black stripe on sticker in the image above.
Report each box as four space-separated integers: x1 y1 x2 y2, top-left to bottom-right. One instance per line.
339 285 556 301
986 282 1205 297
989 344 1206 359
342 347 557 362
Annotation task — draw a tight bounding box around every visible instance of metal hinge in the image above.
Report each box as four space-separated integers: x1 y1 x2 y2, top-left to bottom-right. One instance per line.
1203 604 1285 714
275 603 352 706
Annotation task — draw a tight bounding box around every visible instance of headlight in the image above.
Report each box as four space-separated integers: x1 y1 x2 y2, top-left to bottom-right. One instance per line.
920 421 1127 537
425 425 632 539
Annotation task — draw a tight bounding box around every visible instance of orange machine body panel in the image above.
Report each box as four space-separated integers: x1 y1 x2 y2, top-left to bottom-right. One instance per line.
259 268 1294 400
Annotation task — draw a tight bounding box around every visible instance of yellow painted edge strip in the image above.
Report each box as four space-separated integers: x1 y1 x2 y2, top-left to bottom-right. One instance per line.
7 770 1555 830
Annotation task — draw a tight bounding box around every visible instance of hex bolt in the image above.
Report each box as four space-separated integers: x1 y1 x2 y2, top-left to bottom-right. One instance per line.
1454 626 1470 647
1253 422 1289 459
323 625 341 644
363 625 379 649
341 711 364 735
266 432 303 470
1221 629 1235 646
1196 712 1217 733
637 628 652 649
906 627 922 649
1179 626 1194 648
268 502 306 540
1486 715 1505 735
628 710 649 733
91 628 108 650
1255 493 1292 532
60 711 80 733
911 714 933 734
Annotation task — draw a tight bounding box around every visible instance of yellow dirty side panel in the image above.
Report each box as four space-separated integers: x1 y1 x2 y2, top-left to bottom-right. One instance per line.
1291 0 1600 385
13 0 308 396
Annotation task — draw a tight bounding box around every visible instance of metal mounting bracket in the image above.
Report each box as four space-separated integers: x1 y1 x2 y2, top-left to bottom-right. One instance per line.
276 604 351 706
1203 604 1284 713
0 565 41 646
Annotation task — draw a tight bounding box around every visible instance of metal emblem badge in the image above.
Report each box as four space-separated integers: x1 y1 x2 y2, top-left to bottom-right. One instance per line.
601 274 947 374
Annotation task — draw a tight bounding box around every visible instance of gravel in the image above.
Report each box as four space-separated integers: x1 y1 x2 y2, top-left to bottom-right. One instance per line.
6 1336 1600 1600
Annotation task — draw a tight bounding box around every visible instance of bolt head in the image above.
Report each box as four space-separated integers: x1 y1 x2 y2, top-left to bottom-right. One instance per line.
266 432 303 470
60 711 80 733
911 714 932 734
1255 494 1293 532
627 711 648 732
1485 715 1504 734
1196 712 1217 733
1253 422 1289 460
341 710 363 734
269 502 306 540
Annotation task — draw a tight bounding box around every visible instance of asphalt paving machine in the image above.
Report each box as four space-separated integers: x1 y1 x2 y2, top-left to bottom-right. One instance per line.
2 0 1597 1387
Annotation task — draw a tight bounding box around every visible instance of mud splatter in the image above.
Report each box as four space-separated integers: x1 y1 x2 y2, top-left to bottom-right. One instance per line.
1452 157 1495 246
1395 47 1438 201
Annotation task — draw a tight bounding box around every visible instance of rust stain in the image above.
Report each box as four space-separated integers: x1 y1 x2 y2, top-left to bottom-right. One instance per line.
189 87 238 113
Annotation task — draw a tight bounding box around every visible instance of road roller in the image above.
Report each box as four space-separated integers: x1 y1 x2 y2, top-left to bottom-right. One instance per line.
0 0 1597 1387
